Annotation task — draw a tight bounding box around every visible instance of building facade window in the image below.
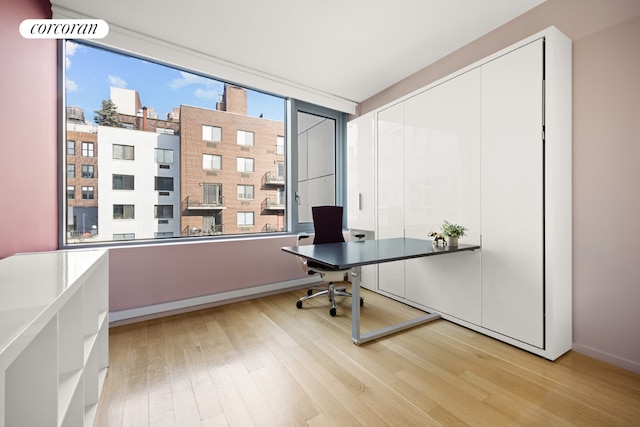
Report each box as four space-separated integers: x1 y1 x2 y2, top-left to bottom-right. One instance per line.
67 164 75 178
112 174 134 190
81 186 94 199
113 233 135 241
155 148 174 164
82 142 94 157
67 185 75 199
203 125 222 143
154 232 173 238
113 144 134 160
155 205 174 219
81 165 94 178
276 136 285 155
155 176 174 191
203 183 222 205
67 140 75 156
237 130 254 146
237 211 254 226
113 204 135 219
203 154 221 170
237 185 254 199
237 157 254 173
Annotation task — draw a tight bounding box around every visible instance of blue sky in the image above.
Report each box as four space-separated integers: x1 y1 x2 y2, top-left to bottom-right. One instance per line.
65 41 285 122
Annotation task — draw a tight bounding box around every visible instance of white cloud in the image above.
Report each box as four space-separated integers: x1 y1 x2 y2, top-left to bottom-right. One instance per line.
169 71 222 92
66 78 78 92
194 88 218 100
65 41 79 56
169 71 208 89
108 75 127 88
65 41 79 69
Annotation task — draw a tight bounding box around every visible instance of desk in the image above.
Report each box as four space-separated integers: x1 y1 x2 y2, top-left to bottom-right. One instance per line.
282 237 481 344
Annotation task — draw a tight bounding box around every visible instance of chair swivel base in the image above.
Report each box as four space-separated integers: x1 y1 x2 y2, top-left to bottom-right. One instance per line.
296 283 364 317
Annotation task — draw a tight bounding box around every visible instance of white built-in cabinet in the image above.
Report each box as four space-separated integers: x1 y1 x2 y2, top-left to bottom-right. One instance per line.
0 249 109 427
347 27 572 360
347 112 377 290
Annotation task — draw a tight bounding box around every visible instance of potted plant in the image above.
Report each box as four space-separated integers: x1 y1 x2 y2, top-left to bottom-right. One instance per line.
440 220 467 247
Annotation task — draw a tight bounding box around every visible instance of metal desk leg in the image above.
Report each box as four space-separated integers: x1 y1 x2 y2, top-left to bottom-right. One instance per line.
351 265 441 345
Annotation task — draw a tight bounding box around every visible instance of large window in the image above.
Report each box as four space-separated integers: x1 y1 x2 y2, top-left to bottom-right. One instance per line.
62 41 345 246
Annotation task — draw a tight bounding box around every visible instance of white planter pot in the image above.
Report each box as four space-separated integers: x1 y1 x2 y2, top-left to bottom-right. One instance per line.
445 236 459 247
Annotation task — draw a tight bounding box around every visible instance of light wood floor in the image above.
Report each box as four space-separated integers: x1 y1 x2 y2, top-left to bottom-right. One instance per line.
95 286 640 426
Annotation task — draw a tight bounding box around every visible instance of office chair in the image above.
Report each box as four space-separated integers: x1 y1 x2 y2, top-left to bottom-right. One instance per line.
295 205 363 317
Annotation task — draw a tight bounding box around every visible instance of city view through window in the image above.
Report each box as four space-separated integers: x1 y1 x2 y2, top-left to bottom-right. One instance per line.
64 41 287 244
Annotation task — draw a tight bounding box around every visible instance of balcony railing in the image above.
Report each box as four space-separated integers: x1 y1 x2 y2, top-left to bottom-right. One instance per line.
182 224 224 236
262 196 285 211
262 223 285 233
183 195 225 210
263 171 285 186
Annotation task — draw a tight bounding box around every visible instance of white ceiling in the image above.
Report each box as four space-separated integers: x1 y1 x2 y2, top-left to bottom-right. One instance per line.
51 0 545 106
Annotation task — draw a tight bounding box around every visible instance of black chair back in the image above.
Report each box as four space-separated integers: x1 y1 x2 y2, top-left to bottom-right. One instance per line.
312 206 345 245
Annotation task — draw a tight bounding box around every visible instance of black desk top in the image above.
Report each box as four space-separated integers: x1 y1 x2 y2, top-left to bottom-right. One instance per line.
282 237 481 270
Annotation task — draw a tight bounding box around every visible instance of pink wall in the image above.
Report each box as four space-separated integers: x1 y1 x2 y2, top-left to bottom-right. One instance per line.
571 16 640 371
359 0 640 372
109 235 307 311
0 0 57 259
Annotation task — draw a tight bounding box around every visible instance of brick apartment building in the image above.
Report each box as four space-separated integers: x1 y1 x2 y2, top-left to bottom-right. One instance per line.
180 84 285 236
66 107 99 239
64 84 285 243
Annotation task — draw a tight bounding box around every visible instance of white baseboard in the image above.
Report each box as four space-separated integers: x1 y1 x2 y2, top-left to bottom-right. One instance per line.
572 343 640 374
109 276 320 325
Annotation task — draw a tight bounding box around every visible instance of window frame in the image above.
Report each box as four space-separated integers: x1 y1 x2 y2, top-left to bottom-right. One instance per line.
237 211 255 226
81 186 95 200
81 164 94 178
202 125 222 143
113 204 135 220
236 157 254 173
112 144 135 160
237 130 255 146
237 184 255 200
58 40 347 248
155 148 174 164
202 153 222 170
154 176 174 192
112 174 135 190
81 142 94 157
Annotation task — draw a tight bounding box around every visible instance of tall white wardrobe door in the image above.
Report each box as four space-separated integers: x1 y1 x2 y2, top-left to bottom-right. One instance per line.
481 38 544 347
403 69 482 323
377 102 405 298
347 111 375 231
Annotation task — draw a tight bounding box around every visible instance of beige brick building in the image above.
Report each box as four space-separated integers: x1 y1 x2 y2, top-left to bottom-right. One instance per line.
180 85 285 236
66 116 99 237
